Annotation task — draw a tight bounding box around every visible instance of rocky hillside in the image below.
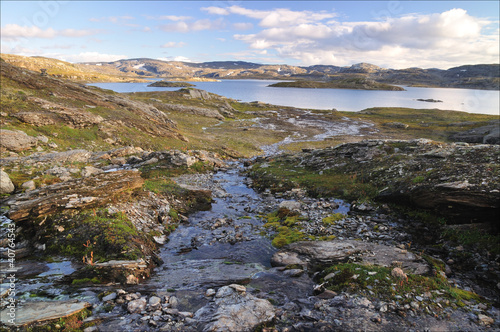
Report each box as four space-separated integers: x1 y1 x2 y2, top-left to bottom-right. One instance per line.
0 59 186 154
249 139 500 227
0 53 148 82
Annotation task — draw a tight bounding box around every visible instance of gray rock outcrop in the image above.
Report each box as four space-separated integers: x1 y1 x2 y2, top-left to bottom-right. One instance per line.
271 239 430 275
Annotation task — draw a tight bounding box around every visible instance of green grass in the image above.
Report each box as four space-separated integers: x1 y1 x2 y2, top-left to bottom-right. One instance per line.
342 107 498 142
320 263 487 308
249 161 379 201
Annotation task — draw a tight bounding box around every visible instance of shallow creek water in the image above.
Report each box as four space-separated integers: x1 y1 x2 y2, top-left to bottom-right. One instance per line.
0 110 354 323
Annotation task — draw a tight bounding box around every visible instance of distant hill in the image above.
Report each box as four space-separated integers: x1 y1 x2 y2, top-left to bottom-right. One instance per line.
2 53 498 89
0 53 148 82
80 58 499 90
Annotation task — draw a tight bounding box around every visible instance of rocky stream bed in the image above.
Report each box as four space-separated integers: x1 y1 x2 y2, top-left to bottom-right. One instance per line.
0 109 499 331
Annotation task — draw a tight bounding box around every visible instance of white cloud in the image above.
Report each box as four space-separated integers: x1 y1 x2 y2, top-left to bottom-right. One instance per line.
201 7 230 15
41 44 75 50
159 15 192 21
60 52 127 63
206 5 336 28
232 8 499 68
233 22 253 30
0 45 127 63
161 41 186 48
1 24 56 40
89 16 135 23
160 18 225 33
145 15 192 21
1 24 103 41
156 56 193 62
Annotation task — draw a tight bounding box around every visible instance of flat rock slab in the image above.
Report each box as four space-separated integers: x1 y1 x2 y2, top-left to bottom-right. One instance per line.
271 240 430 275
0 300 90 327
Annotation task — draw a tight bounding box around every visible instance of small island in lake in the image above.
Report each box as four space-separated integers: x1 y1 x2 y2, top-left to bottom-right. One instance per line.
148 81 196 87
268 78 405 91
416 98 443 103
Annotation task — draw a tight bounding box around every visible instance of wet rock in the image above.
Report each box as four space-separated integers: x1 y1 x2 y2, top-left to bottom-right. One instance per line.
0 300 90 327
283 269 304 277
0 129 38 152
102 292 117 302
127 298 147 313
0 170 15 194
194 285 275 332
148 296 162 309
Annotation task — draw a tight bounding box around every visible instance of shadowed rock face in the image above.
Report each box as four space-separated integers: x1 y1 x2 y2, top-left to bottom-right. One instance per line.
450 121 500 145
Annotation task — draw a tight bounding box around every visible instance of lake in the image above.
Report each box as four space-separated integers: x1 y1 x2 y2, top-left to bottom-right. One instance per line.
89 79 500 115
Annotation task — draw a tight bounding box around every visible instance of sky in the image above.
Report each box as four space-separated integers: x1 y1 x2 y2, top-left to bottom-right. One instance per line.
1 1 499 69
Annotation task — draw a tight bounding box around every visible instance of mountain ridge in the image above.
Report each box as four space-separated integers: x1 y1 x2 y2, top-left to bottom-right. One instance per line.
2 53 498 89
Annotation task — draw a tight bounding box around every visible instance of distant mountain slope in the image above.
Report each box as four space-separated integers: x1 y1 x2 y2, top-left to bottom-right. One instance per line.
0 53 147 82
81 57 499 90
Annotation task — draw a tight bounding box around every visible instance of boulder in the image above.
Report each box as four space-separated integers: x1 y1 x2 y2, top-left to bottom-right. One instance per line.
0 170 15 194
127 298 147 313
271 239 430 275
194 285 275 332
21 180 36 191
0 129 37 152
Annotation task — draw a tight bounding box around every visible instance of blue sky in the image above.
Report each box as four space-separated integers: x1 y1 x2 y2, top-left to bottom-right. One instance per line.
1 1 499 69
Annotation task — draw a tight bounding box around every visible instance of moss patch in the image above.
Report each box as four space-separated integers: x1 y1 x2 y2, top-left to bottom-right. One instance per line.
44 209 152 263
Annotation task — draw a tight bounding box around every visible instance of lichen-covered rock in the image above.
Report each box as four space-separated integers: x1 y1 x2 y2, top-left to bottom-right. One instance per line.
0 129 38 152
0 169 15 194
